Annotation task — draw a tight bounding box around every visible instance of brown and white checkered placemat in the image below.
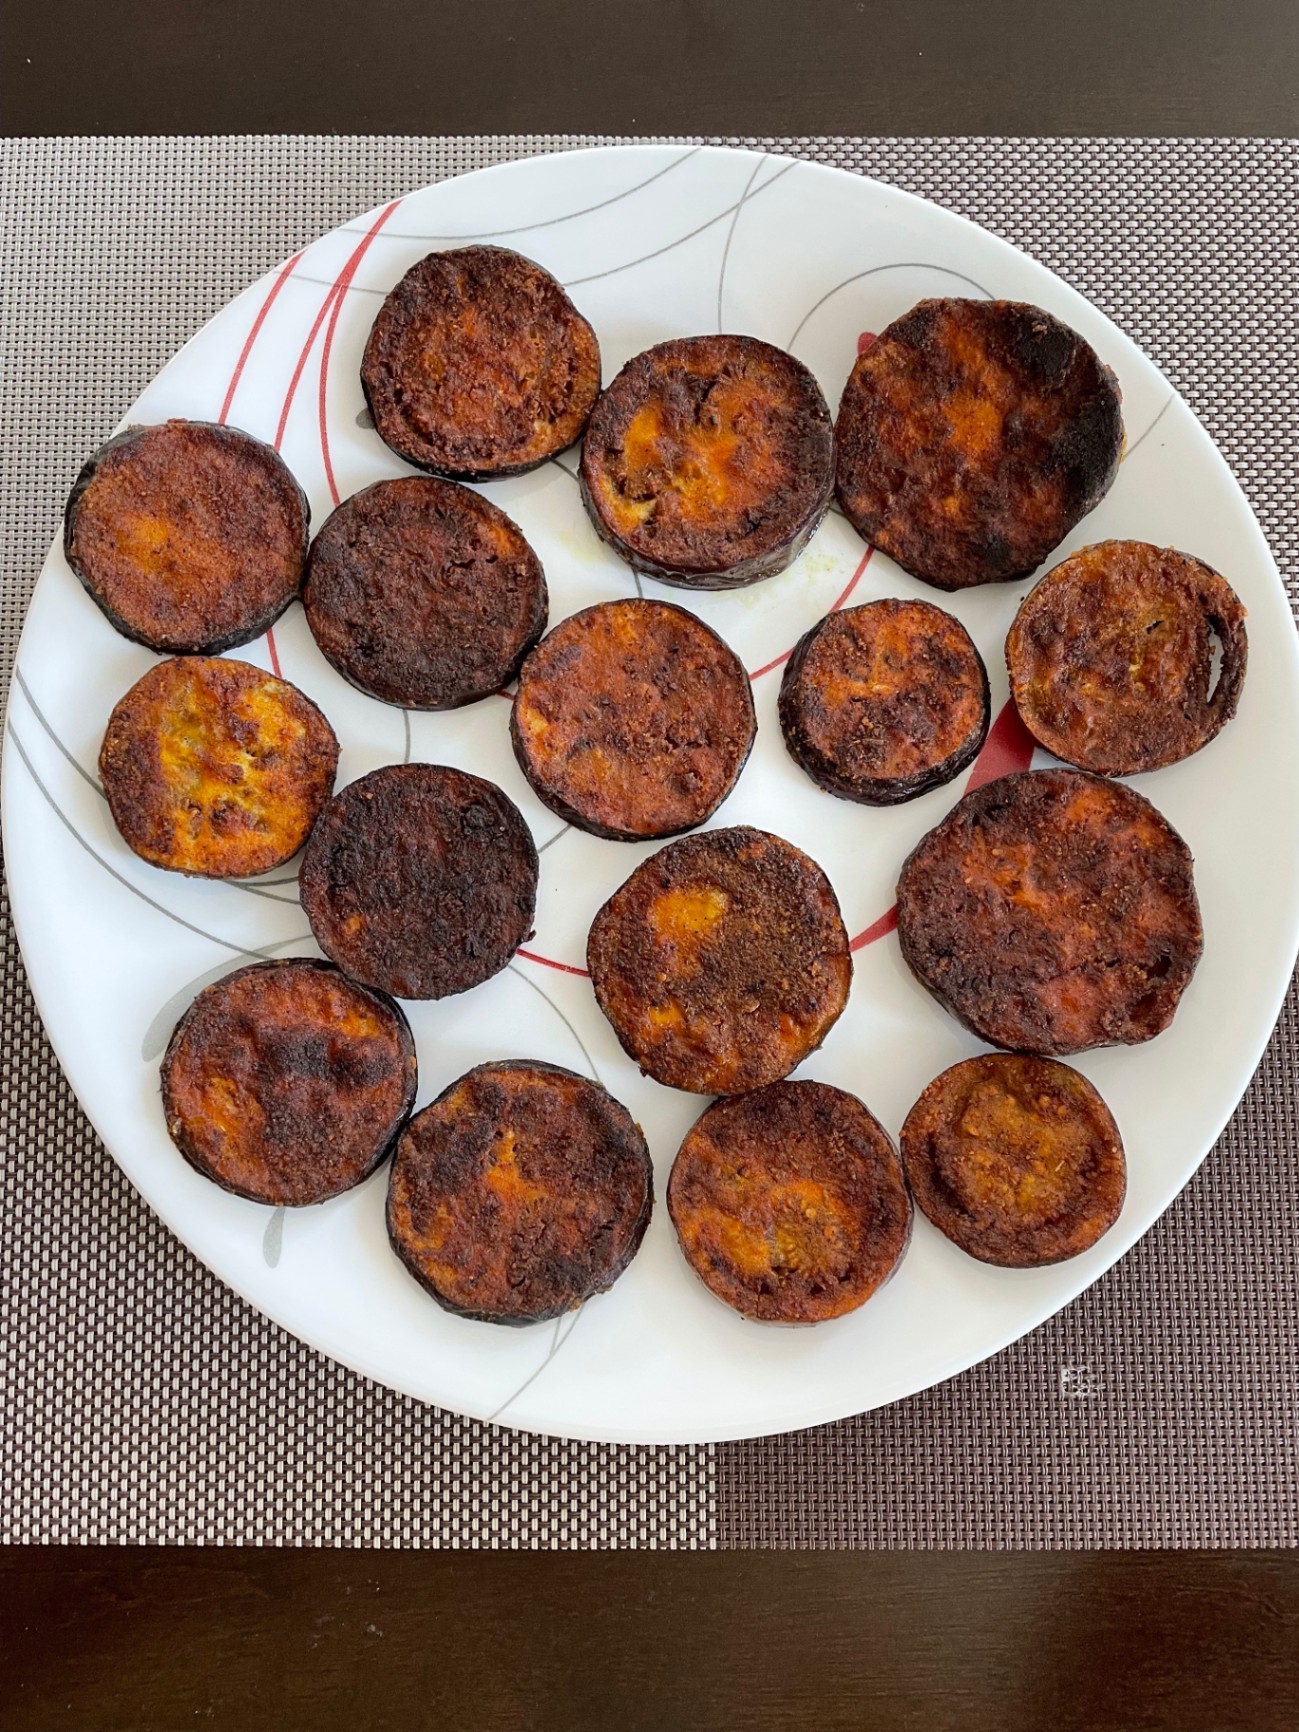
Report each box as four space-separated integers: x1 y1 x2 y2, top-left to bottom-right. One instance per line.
2 137 1297 1547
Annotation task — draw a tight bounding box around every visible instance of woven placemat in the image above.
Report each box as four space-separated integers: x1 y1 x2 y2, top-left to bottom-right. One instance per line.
2 136 1297 1548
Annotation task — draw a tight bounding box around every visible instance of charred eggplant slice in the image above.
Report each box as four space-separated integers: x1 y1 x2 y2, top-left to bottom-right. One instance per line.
511 598 756 840
579 334 834 589
387 1060 653 1325
835 299 1123 591
778 597 990 804
303 477 548 709
1006 539 1248 775
64 419 309 653
99 656 339 878
300 763 538 1001
668 1081 911 1323
587 825 851 1095
896 768 1202 1056
162 958 417 1206
900 1053 1126 1266
360 245 601 480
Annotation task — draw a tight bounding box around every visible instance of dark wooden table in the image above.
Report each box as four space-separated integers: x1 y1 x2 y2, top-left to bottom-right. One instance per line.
4 3 1299 1728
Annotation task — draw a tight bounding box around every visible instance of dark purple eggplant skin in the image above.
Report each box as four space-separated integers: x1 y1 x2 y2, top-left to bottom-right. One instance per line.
777 610 991 806
63 419 310 655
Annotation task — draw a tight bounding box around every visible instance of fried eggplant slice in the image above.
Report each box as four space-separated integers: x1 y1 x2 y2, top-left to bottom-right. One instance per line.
360 244 601 480
387 1060 653 1325
896 768 1202 1055
835 299 1123 591
64 419 309 653
511 598 756 840
162 958 417 1206
1006 539 1248 775
667 1081 911 1323
900 1053 1126 1266
579 335 834 589
303 477 548 709
778 597 990 804
300 763 538 1000
99 656 339 878
587 825 851 1095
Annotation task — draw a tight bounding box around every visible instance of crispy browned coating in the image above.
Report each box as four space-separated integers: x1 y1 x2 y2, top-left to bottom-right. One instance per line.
300 764 537 1000
579 335 834 588
900 1054 1126 1266
511 599 756 840
303 477 548 709
778 598 990 805
387 1060 653 1324
1006 540 1248 775
667 1081 911 1323
64 420 309 653
99 657 339 878
162 959 417 1206
835 299 1123 591
360 245 601 480
587 826 851 1095
896 769 1202 1055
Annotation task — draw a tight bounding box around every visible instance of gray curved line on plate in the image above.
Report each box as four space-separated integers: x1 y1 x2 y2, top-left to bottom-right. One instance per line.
537 823 572 855
14 666 303 904
7 721 309 966
562 159 798 289
263 1207 286 1268
484 1304 585 1426
505 961 601 1084
1121 392 1176 465
785 261 994 353
717 154 767 332
141 934 315 1061
402 711 411 766
14 665 105 799
339 147 703 245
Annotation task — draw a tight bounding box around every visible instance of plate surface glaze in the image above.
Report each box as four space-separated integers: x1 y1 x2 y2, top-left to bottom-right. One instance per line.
7 146 1298 1442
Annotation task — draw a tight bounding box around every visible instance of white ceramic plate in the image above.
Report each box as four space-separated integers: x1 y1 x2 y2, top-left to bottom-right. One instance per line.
6 145 1298 1444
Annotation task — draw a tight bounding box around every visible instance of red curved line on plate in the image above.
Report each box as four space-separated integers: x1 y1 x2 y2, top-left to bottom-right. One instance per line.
857 330 878 354
516 948 591 978
748 545 875 681
962 695 1037 793
265 631 283 678
274 200 402 456
845 699 1036 952
217 251 303 426
317 199 404 506
849 905 898 952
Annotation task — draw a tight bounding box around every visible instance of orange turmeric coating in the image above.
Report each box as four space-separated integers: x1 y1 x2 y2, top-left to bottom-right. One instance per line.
511 598 756 839
386 1061 653 1324
361 245 601 480
1006 540 1247 774
835 299 1123 591
162 959 417 1207
896 769 1202 1055
587 826 851 1095
668 1081 911 1322
64 420 308 652
779 598 990 804
900 1053 1125 1266
99 656 338 878
580 335 834 588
